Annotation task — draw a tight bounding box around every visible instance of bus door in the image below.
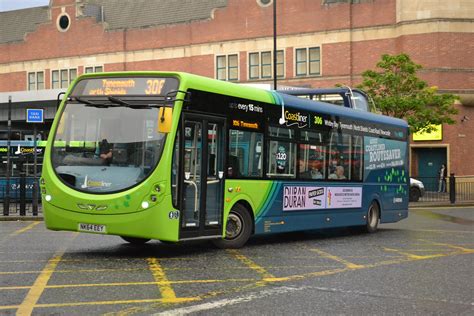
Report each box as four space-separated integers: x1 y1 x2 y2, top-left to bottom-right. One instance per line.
180 114 226 239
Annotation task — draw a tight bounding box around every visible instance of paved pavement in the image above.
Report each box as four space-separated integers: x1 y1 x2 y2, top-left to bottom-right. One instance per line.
0 206 473 315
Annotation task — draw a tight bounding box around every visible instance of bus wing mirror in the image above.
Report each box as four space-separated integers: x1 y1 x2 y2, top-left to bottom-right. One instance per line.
158 107 172 133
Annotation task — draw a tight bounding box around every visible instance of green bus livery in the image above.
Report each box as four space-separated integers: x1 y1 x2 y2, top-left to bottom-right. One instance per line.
41 72 409 248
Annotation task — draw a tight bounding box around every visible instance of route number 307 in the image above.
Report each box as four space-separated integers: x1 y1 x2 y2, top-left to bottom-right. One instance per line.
145 79 165 95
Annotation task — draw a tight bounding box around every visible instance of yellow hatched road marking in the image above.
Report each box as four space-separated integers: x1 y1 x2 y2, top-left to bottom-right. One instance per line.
9 222 41 237
309 248 365 269
383 247 445 260
146 258 177 301
16 253 64 316
1 243 472 312
227 249 274 280
0 297 200 310
418 239 474 253
0 277 257 291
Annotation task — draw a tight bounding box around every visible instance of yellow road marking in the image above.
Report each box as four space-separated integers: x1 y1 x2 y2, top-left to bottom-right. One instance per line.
227 249 274 280
146 258 177 301
0 278 257 291
309 248 365 269
9 222 41 237
383 247 445 260
0 297 200 311
418 239 474 253
16 253 64 316
1 244 471 312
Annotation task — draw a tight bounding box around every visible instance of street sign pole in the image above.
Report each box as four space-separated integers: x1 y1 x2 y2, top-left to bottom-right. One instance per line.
26 108 43 216
32 124 38 215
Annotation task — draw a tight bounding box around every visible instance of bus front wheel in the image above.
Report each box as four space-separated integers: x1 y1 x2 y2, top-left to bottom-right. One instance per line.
365 201 380 233
120 236 151 244
212 204 252 249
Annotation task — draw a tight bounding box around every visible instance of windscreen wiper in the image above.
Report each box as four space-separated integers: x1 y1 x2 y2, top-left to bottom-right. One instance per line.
107 96 151 109
72 96 95 105
71 96 114 108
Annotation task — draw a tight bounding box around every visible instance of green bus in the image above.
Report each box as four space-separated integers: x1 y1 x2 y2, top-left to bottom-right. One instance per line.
42 72 409 248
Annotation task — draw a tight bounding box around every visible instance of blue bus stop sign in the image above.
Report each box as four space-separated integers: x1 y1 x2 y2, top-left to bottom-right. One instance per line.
26 109 44 123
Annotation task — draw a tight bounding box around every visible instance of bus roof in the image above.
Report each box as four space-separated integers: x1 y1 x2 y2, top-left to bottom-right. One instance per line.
275 92 409 129
72 71 408 129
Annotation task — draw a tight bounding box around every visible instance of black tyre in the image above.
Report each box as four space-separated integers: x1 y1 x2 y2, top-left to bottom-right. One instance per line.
212 204 252 249
364 201 380 233
120 236 151 244
409 187 421 202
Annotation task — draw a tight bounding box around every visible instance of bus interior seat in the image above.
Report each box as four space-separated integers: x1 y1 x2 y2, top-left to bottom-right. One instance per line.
227 155 240 177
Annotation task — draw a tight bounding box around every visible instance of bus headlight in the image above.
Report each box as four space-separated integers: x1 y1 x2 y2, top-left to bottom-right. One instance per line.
141 201 149 209
45 195 52 202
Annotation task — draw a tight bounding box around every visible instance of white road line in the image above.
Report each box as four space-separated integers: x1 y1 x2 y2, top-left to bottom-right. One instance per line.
153 286 306 316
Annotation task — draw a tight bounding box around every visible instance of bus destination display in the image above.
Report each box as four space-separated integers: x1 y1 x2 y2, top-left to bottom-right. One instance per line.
71 77 179 97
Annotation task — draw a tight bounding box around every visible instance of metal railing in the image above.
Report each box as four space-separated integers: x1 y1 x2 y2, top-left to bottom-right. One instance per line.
1 177 40 216
412 175 474 203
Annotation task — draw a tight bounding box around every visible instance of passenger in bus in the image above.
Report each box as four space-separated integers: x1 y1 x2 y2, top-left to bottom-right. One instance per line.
328 165 346 180
98 138 112 165
299 159 323 179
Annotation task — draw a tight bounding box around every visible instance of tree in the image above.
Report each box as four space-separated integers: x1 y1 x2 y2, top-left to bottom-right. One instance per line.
357 53 458 133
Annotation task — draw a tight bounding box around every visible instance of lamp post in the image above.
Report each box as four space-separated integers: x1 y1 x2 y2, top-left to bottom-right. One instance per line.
273 0 277 90
4 96 12 215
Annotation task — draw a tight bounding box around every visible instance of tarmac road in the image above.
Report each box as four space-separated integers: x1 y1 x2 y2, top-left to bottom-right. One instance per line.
0 206 473 315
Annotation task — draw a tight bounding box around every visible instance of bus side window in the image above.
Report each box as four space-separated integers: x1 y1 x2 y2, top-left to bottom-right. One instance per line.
228 129 263 178
328 132 351 180
351 135 363 181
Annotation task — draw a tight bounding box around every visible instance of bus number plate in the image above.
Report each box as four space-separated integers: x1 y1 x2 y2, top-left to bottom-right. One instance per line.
78 223 107 234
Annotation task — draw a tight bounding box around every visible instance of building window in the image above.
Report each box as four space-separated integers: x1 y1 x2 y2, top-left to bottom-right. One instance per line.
52 68 77 89
60 69 68 88
69 69 77 83
295 47 321 76
37 72 44 90
249 53 260 79
52 70 59 89
248 50 284 80
216 54 238 81
261 51 272 78
85 66 103 73
28 71 45 90
28 72 36 91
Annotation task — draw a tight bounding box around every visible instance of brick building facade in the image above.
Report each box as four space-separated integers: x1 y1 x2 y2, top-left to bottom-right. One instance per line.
0 0 473 179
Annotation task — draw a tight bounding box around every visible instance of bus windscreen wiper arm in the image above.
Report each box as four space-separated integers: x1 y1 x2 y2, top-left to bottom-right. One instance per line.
73 96 94 105
108 96 131 107
107 96 151 108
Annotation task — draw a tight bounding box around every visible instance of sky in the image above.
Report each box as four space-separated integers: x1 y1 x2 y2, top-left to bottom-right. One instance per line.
0 0 49 12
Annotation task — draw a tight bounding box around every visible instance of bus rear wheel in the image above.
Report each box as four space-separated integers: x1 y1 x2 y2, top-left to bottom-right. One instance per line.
120 236 151 244
365 201 380 233
212 204 252 249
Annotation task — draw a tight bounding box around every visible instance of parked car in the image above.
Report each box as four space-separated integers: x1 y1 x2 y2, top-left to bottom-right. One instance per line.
410 178 425 202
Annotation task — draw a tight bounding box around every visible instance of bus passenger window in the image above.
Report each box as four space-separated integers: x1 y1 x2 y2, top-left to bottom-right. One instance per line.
351 135 363 181
328 132 351 180
298 144 325 180
228 129 263 178
267 140 296 178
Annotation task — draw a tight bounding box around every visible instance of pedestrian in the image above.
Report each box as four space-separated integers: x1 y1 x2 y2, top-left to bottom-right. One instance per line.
438 164 447 193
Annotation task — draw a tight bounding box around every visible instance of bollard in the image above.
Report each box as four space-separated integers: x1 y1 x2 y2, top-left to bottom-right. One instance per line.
449 173 456 204
20 173 26 216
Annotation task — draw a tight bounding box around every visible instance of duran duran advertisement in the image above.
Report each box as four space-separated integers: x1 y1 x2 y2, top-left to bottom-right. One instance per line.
283 186 362 211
